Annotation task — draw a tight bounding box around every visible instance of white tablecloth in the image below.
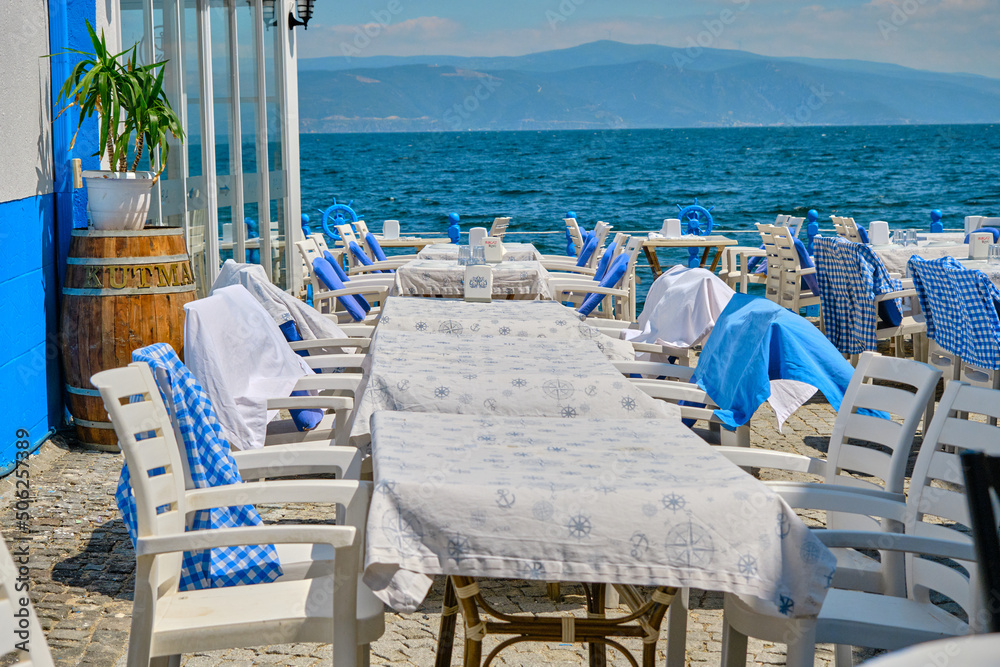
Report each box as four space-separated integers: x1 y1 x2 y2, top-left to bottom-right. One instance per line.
958 260 1000 288
392 260 552 299
417 243 541 262
364 412 835 617
376 297 635 361
871 243 968 276
348 330 680 441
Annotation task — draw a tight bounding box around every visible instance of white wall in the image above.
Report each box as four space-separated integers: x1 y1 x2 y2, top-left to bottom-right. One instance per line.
0 0 53 203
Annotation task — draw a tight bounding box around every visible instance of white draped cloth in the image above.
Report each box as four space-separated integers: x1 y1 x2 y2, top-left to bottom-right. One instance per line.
212 259 346 340
623 266 735 348
184 285 313 450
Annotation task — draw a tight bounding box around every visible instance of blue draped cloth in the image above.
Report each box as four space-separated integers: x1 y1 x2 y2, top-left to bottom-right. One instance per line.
692 294 855 428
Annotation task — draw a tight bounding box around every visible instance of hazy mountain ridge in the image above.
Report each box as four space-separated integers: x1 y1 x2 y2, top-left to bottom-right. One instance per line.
297 41 1000 132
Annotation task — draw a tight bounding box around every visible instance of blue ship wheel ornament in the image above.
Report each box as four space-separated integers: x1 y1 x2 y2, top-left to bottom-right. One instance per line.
319 198 360 241
676 199 714 267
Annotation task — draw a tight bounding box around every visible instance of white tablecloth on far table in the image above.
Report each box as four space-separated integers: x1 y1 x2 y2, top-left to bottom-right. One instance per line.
364 412 836 617
375 297 635 361
417 243 542 262
393 260 552 299
958 259 1000 289
347 330 680 441
871 243 968 276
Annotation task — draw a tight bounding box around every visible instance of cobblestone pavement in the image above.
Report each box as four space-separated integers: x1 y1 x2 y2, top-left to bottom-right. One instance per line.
2 400 883 666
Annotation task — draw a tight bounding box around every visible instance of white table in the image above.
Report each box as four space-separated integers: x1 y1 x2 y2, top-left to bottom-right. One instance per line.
347 330 679 442
417 243 542 262
959 259 1000 289
364 412 836 662
375 297 636 361
871 242 968 276
392 260 553 300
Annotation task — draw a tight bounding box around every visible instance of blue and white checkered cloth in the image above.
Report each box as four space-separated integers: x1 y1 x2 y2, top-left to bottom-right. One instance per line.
115 343 282 590
814 236 904 355
909 256 1000 370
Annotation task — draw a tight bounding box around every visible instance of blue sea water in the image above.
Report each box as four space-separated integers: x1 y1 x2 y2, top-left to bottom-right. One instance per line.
299 124 1000 307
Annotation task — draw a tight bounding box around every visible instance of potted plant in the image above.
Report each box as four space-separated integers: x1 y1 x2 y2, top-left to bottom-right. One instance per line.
53 21 184 230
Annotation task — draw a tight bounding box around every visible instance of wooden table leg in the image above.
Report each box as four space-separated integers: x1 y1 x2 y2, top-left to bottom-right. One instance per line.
436 577 460 667
643 246 662 278
708 246 724 273
588 584 608 667
451 576 485 667
699 246 712 268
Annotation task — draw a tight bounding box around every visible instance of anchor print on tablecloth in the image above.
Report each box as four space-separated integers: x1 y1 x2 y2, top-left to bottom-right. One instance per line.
495 489 516 509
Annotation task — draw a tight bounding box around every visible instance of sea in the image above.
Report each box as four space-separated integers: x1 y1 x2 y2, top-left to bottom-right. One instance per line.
298 124 1000 308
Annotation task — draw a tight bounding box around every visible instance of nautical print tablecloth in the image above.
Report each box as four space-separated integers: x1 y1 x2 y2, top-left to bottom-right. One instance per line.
375 297 635 361
347 330 679 441
871 243 968 276
392 260 552 299
364 412 836 617
417 243 542 262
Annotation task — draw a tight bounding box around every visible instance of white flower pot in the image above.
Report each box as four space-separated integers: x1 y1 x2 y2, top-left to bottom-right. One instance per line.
82 170 155 231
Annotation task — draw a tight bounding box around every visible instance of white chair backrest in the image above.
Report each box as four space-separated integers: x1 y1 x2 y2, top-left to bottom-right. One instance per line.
786 216 805 236
905 381 1000 625
310 233 332 254
336 224 367 267
619 235 645 281
468 227 488 247
982 216 1000 229
593 221 611 247
488 217 510 239
965 215 985 234
774 214 790 226
565 218 584 257
0 533 54 666
382 220 400 239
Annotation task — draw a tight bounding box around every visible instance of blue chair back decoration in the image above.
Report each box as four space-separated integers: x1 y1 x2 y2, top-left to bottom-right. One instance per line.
312 257 367 322
594 241 618 282
576 231 599 267
676 199 714 268
447 212 461 243
365 232 389 262
930 208 944 234
806 209 820 254
577 253 630 317
301 213 312 237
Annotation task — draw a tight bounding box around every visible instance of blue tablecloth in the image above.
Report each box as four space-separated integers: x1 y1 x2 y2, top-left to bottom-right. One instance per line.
692 294 855 428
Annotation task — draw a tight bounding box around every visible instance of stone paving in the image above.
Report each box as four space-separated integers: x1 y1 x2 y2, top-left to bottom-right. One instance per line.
1 399 884 666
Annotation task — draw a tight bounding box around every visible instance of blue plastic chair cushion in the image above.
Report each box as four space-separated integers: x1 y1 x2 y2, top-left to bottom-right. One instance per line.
311 257 366 322
365 232 389 261
594 241 618 281
856 225 869 244
349 241 385 274
576 232 599 267
965 228 1000 243
272 321 324 429
578 254 629 316
323 251 371 312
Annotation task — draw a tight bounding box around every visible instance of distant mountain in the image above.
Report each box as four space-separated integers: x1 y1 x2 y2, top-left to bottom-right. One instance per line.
297 40 1000 132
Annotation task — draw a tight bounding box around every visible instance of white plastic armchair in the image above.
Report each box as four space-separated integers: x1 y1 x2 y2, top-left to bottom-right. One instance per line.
832 215 864 243
548 235 644 321
758 223 821 314
91 363 384 667
488 216 511 240
721 380 998 667
336 224 412 275
0 532 54 666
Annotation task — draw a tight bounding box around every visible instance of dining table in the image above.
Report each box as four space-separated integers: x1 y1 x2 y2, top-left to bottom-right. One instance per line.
417 242 542 262
363 411 836 666
346 329 680 443
392 259 553 299
374 296 636 361
870 240 968 276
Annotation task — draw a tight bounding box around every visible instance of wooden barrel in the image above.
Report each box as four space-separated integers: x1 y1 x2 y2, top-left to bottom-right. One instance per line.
60 227 196 450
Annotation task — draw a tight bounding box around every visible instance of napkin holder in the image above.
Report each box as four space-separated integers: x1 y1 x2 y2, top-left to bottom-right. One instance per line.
969 231 992 259
464 265 493 302
660 218 682 238
382 220 400 240
483 237 504 263
868 221 890 245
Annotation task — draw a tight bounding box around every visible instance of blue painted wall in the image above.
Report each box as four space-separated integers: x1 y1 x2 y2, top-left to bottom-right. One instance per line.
0 195 60 475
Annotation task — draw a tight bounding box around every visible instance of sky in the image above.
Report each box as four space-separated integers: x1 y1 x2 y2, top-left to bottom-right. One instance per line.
299 0 1000 78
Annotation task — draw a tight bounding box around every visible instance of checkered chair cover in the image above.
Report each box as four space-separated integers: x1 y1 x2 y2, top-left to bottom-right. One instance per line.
813 236 904 354
114 343 283 590
909 256 1000 370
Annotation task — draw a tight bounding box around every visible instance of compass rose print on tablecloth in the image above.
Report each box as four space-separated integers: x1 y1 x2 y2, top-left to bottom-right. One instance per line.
382 509 424 551
438 320 464 335
542 379 575 400
532 500 554 521
665 520 715 568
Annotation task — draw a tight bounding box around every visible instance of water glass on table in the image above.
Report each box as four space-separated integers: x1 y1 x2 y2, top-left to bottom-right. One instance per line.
472 245 486 265
989 244 1000 266
458 245 471 266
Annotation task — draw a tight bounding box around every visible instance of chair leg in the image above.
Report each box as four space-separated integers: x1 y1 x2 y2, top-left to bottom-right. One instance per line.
720 615 748 667
783 624 817 667
665 587 689 667
834 643 854 667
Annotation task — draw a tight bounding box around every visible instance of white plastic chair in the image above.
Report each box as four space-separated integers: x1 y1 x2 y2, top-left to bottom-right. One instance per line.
548 236 644 321
336 224 412 275
468 227 488 247
91 363 383 667
487 216 510 240
758 223 821 314
0 533 54 666
718 246 765 293
721 379 996 667
862 635 1000 667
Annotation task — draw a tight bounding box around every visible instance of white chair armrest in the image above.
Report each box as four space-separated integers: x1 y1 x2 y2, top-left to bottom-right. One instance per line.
185 479 370 515
291 374 364 393
265 395 352 412
136 524 356 557
715 447 829 476
231 445 363 480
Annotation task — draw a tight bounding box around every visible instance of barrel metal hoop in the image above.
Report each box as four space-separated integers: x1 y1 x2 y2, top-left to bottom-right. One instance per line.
73 418 115 429
67 255 190 266
65 385 101 397
72 228 184 237
63 286 196 296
